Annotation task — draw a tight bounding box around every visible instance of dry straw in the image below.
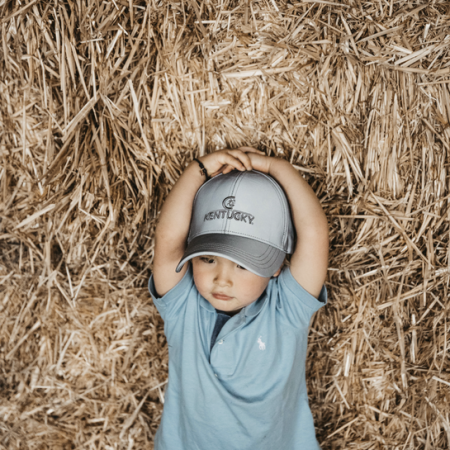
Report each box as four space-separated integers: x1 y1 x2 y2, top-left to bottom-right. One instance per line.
0 0 449 449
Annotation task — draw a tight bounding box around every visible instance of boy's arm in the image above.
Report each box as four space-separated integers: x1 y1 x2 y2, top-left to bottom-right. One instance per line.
246 150 329 299
153 148 263 297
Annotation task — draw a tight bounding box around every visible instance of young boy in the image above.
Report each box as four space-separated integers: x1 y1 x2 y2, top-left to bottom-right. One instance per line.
149 147 329 450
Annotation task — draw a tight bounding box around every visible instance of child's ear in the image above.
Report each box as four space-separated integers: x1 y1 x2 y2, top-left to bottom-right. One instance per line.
272 267 282 278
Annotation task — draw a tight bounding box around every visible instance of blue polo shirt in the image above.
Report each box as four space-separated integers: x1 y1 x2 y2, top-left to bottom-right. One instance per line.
148 265 327 450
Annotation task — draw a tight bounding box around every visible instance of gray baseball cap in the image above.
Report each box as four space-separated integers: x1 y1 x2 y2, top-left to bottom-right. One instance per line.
176 170 295 277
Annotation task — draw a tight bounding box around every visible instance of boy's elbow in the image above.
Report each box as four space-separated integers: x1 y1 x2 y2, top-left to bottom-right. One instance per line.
155 229 174 248
155 217 174 242
299 217 329 240
155 228 186 256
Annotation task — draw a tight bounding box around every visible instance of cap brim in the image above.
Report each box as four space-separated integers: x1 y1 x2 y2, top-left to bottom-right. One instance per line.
176 234 285 278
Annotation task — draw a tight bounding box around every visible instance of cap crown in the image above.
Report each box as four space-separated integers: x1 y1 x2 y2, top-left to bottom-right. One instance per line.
188 170 295 254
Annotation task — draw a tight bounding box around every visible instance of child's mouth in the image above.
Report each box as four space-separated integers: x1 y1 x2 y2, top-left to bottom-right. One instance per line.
212 293 232 301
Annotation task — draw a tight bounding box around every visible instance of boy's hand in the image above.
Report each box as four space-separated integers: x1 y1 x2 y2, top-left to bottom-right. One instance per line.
245 151 273 174
200 147 265 177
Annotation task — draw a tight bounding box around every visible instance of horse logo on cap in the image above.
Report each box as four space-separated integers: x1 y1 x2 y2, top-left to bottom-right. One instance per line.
222 196 235 209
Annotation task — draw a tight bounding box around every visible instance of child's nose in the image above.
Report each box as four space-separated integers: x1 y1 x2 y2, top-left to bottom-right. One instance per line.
214 268 232 287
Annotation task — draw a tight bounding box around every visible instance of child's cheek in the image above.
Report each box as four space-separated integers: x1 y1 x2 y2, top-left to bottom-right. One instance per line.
238 274 268 305
192 265 202 291
193 265 211 296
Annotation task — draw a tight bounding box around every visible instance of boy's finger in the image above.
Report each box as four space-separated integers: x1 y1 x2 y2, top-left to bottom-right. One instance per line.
227 150 252 170
235 146 265 154
210 168 222 177
222 153 246 171
222 164 235 174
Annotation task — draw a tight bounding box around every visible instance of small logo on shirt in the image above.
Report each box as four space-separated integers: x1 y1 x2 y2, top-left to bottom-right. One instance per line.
257 336 266 350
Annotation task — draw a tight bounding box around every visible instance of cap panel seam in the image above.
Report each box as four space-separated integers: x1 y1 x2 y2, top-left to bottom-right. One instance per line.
225 171 244 234
188 172 223 243
271 179 288 246
260 172 290 248
224 173 240 233
245 171 290 249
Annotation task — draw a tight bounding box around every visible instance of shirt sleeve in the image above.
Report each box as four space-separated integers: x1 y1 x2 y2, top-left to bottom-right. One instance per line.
276 267 328 328
148 266 195 322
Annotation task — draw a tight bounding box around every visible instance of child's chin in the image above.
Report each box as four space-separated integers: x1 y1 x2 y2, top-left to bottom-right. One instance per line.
212 299 232 307
218 303 233 310
210 298 235 310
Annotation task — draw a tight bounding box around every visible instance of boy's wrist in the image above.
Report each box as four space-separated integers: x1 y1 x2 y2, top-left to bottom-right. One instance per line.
197 154 218 177
268 157 291 178
182 160 210 188
193 158 211 181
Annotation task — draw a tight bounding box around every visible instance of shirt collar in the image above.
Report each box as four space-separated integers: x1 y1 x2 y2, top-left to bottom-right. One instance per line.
243 289 268 318
199 295 215 312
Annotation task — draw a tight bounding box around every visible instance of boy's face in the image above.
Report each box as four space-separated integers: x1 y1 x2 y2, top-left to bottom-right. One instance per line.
192 255 281 313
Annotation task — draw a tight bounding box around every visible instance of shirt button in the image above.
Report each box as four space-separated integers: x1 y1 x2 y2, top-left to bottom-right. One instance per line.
215 373 218 377
218 339 223 344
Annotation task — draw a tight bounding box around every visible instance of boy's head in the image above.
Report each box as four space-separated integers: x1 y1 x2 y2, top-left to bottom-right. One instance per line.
190 254 281 312
176 170 295 311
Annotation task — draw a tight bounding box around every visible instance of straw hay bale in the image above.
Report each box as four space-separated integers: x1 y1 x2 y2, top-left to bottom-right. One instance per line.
0 0 449 449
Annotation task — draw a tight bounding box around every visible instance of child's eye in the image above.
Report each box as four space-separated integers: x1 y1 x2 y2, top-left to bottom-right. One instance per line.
200 256 215 264
237 264 247 270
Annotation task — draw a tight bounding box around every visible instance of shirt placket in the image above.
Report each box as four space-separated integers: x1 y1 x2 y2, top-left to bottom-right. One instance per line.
209 312 246 376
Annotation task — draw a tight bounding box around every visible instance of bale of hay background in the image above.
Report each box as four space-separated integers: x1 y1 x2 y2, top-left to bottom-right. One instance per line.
1 0 449 449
